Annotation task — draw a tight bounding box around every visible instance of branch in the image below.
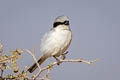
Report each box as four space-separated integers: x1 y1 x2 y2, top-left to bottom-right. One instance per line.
33 58 98 80
24 49 98 80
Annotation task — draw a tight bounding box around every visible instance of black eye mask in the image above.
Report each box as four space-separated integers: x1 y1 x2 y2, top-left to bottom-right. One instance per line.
53 20 69 28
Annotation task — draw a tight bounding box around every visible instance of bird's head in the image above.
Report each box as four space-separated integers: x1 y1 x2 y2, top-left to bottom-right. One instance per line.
53 16 70 30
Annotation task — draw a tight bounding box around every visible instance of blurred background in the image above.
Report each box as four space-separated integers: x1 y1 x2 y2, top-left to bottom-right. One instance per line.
0 0 120 80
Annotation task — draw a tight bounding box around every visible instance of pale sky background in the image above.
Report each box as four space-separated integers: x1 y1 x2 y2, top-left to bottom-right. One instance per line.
0 0 120 80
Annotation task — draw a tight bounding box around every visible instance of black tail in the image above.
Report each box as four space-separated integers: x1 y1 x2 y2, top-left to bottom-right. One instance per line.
28 56 47 73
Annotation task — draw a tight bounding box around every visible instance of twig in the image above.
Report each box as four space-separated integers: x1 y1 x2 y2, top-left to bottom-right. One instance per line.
45 68 50 80
0 42 3 54
60 59 98 64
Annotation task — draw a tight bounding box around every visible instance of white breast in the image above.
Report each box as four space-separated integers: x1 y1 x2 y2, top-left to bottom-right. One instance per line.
40 26 72 58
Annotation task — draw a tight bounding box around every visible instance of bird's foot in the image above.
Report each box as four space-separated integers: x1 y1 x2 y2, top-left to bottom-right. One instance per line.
61 51 69 60
53 56 62 65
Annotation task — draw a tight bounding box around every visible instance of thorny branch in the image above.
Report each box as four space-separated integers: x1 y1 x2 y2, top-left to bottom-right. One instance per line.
25 49 98 80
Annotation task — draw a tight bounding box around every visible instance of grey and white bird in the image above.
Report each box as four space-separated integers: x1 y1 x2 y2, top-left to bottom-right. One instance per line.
28 16 72 73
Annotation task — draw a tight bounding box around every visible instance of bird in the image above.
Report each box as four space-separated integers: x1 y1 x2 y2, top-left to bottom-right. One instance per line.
28 16 72 73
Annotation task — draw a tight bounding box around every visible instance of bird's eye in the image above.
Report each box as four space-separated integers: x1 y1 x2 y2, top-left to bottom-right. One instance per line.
64 21 69 25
